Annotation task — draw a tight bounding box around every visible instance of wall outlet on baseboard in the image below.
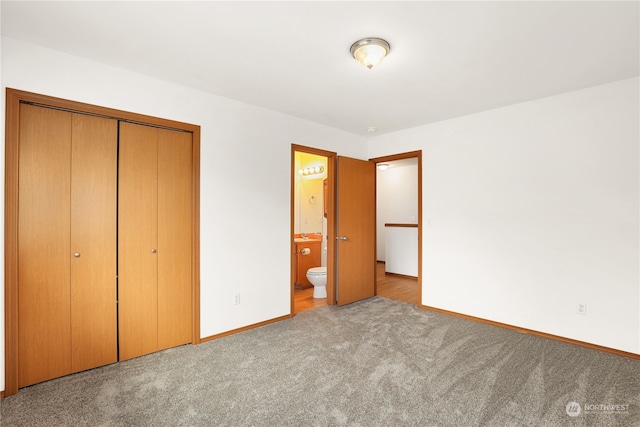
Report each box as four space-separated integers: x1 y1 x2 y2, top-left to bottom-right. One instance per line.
234 293 241 305
576 303 587 315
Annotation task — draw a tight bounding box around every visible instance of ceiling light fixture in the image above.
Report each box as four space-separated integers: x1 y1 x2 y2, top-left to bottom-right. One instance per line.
350 37 390 69
377 163 389 171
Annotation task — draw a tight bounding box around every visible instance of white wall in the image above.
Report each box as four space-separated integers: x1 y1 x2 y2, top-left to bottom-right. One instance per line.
376 164 418 261
385 227 418 277
369 77 640 354
0 36 368 391
2 36 638 396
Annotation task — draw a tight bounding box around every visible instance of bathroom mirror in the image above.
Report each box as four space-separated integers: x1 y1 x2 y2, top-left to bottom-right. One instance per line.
294 152 327 236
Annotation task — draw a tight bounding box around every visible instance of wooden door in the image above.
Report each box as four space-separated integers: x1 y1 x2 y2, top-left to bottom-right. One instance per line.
18 105 73 387
4 88 200 396
18 105 117 387
335 156 376 305
118 122 159 360
118 122 193 360
157 128 193 350
70 114 118 372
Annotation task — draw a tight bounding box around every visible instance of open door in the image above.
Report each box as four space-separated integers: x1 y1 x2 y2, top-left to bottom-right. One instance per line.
335 156 376 305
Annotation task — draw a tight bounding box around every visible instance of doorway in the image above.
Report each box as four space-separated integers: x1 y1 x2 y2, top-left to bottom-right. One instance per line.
371 151 422 306
291 147 407 313
291 145 336 314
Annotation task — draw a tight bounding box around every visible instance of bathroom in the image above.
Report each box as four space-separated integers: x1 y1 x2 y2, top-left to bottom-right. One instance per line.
293 151 328 310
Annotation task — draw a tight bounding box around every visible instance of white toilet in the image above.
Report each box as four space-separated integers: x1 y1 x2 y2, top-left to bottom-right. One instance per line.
306 267 327 298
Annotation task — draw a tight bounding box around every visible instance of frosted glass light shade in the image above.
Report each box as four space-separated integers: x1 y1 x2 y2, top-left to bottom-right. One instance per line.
350 38 390 69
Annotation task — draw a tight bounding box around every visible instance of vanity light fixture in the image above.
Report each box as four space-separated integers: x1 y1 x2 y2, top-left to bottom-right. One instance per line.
350 37 390 69
298 165 325 176
377 163 389 171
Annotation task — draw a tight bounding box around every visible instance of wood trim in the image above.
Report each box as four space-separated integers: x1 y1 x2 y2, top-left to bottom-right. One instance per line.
384 271 418 280
369 150 422 306
326 154 336 305
370 150 422 164
420 304 640 360
191 127 201 344
417 153 422 304
291 144 337 311
199 315 290 343
6 89 199 134
4 88 201 396
290 146 296 316
384 223 418 228
4 88 21 397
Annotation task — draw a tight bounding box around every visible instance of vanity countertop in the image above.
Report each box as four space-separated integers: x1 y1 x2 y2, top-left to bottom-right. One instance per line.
294 238 322 243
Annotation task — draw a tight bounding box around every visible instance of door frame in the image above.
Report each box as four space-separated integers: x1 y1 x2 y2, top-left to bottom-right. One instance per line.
4 88 201 396
369 150 423 305
291 144 337 312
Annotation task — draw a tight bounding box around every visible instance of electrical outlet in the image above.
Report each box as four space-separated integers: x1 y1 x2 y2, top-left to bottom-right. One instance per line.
576 303 587 315
234 293 241 305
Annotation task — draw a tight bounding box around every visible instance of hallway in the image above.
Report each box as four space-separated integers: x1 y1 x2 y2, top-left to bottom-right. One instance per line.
375 262 419 305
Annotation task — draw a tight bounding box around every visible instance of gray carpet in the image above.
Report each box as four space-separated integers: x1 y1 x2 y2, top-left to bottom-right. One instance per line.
1 297 638 426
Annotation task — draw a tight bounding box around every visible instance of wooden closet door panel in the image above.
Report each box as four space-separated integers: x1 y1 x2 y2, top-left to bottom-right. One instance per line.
118 122 159 361
18 104 72 387
70 114 118 372
157 129 192 350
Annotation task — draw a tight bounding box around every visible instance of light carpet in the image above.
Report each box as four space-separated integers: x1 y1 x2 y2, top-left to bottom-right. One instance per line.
1 297 638 426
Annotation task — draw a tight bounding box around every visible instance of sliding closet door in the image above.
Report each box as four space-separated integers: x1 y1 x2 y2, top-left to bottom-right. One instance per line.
157 129 193 350
118 122 159 361
70 114 118 372
18 105 72 387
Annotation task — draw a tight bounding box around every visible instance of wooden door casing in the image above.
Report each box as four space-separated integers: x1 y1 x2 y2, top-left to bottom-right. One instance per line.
290 145 337 310
336 156 376 306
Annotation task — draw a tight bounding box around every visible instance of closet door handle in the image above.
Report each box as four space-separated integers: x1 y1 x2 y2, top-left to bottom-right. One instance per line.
336 236 348 241
74 252 80 258
151 248 157 253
